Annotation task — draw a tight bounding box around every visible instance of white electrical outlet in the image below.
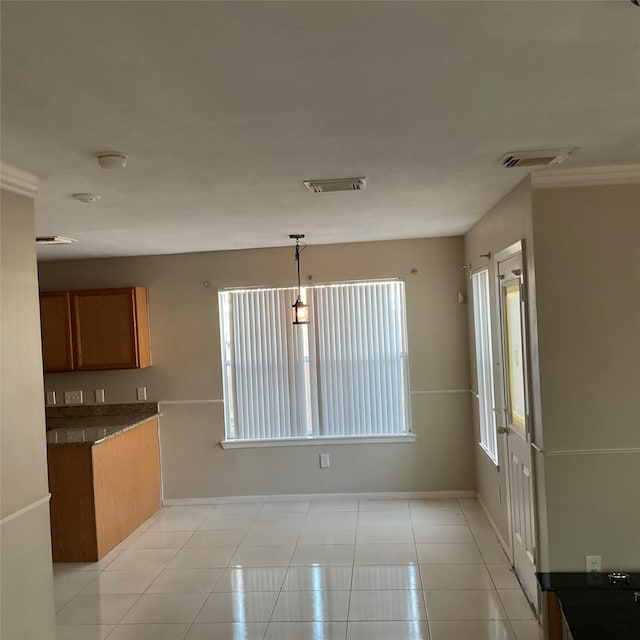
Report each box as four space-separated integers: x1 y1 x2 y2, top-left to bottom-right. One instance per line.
64 390 83 405
95 389 105 404
45 391 57 406
136 386 147 401
586 555 601 573
319 453 330 468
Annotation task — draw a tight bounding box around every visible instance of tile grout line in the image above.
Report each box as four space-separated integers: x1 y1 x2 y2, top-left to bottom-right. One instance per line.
343 501 362 640
409 499 429 632
262 501 308 639
112 504 234 639
180 507 222 640
55 498 535 639
459 500 520 638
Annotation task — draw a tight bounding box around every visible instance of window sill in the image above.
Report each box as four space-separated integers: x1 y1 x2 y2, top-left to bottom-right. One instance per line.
221 434 417 449
479 442 499 468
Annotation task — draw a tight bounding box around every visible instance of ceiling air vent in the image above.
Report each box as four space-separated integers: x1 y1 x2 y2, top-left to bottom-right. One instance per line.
500 149 574 168
36 236 77 245
303 177 367 193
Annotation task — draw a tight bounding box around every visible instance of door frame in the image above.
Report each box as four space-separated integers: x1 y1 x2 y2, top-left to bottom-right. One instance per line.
494 239 540 609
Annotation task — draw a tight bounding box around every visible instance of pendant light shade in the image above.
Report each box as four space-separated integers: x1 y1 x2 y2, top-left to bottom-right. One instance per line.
292 297 310 325
289 234 310 325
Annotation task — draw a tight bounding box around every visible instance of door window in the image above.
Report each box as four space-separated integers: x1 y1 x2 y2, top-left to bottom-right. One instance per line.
503 283 526 433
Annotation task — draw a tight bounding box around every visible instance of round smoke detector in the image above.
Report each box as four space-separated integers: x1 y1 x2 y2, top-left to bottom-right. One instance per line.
72 193 101 203
96 152 127 169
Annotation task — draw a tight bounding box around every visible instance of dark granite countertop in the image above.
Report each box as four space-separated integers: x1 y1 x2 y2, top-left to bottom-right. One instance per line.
46 402 159 446
538 572 640 591
538 572 640 640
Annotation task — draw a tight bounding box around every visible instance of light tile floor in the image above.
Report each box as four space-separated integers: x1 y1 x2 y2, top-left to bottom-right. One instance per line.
54 498 543 640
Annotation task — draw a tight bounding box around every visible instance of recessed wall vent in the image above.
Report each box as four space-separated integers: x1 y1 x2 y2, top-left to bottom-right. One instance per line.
500 149 574 168
36 236 77 245
303 177 367 193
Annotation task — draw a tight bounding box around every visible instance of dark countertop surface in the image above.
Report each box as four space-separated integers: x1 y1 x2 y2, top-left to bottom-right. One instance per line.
46 402 159 446
538 573 640 640
538 572 640 591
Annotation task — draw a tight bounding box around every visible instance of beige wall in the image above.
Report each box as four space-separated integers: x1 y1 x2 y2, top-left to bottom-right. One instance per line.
465 179 640 573
464 178 546 552
39 237 475 499
1 189 56 639
532 183 640 571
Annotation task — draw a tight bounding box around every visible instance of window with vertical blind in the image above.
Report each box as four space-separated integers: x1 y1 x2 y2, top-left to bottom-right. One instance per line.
471 269 498 464
218 279 412 445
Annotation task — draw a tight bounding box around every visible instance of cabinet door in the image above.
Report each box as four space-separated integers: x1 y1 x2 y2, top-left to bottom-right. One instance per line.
71 288 148 370
40 292 74 372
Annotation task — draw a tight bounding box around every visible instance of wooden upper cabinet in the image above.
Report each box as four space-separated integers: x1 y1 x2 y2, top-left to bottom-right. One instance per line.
40 292 74 372
40 287 151 372
71 287 151 371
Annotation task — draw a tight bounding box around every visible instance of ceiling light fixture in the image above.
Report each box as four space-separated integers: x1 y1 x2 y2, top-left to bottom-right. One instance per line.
35 236 77 245
289 234 310 325
72 193 101 203
303 177 367 193
96 152 128 169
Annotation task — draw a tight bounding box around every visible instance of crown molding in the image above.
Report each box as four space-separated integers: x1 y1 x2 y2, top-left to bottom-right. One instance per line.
0 163 39 198
531 164 640 189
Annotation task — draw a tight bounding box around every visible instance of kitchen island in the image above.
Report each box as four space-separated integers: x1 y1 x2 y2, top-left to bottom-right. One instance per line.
46 403 161 562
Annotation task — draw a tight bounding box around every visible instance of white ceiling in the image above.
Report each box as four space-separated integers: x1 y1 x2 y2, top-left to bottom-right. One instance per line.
2 1 639 261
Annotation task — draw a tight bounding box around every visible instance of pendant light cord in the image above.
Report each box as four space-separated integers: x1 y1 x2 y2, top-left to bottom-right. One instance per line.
294 237 307 297
295 239 302 293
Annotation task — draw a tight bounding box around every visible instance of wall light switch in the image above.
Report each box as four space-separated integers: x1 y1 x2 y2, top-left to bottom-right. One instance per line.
95 389 105 404
64 390 83 405
319 453 330 468
136 386 147 401
45 391 57 406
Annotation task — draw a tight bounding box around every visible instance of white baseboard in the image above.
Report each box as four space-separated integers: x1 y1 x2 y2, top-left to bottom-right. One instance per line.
476 493 512 561
164 490 476 506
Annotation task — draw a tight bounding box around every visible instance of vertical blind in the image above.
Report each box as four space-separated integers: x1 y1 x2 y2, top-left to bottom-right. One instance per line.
471 269 498 463
219 279 411 441
313 281 409 437
221 287 309 440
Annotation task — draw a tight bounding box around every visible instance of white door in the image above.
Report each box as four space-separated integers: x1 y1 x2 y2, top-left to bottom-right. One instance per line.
496 241 538 611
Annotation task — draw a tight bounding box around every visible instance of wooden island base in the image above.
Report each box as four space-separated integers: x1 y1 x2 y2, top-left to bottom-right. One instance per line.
47 418 161 562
